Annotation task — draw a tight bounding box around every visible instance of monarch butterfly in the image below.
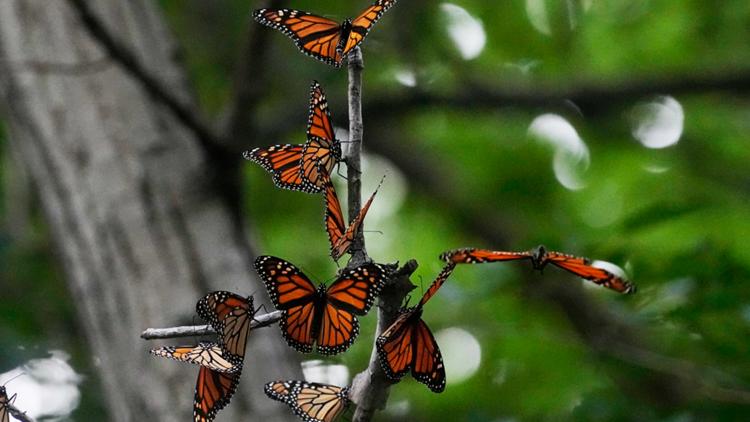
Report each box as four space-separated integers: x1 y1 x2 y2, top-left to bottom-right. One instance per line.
440 245 636 294
264 380 351 422
191 291 254 421
150 342 239 374
194 366 240 422
254 0 398 67
324 174 385 261
243 81 341 193
255 255 387 355
376 263 456 393
196 291 256 365
0 386 17 422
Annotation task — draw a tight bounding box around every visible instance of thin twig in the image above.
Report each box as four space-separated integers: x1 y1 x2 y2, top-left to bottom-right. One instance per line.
140 310 283 340
350 260 418 422
8 402 35 422
65 0 224 153
367 69 750 118
345 47 367 267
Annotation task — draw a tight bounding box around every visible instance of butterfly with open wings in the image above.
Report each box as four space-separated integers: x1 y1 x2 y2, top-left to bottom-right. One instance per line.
244 81 341 194
255 255 387 355
440 245 636 294
254 0 398 67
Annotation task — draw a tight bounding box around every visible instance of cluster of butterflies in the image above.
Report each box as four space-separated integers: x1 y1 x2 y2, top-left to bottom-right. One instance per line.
148 0 639 420
149 247 635 421
244 79 385 262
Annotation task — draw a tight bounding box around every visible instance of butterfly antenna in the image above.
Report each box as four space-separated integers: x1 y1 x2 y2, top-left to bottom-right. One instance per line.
336 165 348 180
1 372 25 386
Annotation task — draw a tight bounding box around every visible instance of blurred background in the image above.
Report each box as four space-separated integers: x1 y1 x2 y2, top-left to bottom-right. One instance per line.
2 0 750 420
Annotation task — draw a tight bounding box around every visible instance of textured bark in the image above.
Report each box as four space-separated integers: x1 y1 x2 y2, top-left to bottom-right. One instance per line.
0 1 300 421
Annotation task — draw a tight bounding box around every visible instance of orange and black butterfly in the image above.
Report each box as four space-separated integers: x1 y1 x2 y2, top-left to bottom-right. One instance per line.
441 245 636 294
376 263 456 393
264 380 350 422
0 385 17 422
189 291 255 421
254 0 398 67
196 291 256 365
150 342 239 374
324 175 385 261
243 81 341 193
255 255 387 355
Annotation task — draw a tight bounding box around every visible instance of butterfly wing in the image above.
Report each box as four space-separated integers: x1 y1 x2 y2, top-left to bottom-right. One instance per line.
376 309 415 381
255 256 319 353
323 176 347 257
194 366 241 422
440 248 533 264
196 291 255 364
543 251 637 294
418 262 456 307
0 386 12 422
342 0 399 55
253 9 344 66
315 263 387 355
264 380 293 402
411 318 446 393
328 176 385 261
243 144 321 193
266 380 350 422
150 343 239 373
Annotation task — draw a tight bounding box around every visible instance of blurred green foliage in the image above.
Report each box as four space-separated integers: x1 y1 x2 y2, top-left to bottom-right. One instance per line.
3 0 750 420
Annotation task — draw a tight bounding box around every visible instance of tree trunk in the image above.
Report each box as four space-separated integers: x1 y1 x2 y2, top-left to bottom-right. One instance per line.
0 1 300 421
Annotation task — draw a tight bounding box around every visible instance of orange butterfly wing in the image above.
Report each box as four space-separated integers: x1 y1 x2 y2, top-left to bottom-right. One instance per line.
253 9 344 66
255 256 319 353
194 366 241 422
440 248 533 264
265 380 350 422
324 175 385 261
376 310 415 381
243 144 320 193
196 291 255 364
418 263 456 307
343 0 399 55
411 318 446 393
317 263 387 354
150 343 238 373
302 81 341 189
543 251 637 294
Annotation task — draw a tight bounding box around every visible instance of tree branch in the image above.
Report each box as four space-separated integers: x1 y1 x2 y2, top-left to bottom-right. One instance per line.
368 69 750 117
221 0 286 147
350 260 418 421
8 402 35 422
65 0 225 154
140 310 283 340
346 47 367 267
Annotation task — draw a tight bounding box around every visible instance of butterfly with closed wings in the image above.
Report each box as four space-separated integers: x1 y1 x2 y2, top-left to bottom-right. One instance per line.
265 380 350 422
244 81 341 194
255 255 387 355
440 245 636 294
254 0 398 67
323 174 385 261
376 262 456 393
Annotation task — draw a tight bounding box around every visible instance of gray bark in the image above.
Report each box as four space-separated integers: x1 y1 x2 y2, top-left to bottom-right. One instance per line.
0 1 300 421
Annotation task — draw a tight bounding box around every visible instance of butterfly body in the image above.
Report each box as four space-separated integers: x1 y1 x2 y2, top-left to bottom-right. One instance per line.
256 255 387 355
